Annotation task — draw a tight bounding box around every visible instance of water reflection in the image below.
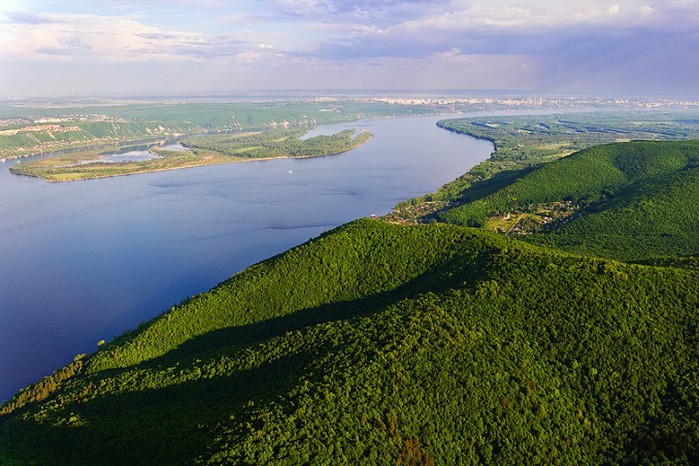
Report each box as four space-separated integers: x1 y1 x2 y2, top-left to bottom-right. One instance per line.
92 142 189 164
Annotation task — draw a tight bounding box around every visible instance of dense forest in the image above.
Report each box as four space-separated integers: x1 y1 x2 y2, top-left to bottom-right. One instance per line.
2 136 699 464
182 128 372 159
429 127 699 263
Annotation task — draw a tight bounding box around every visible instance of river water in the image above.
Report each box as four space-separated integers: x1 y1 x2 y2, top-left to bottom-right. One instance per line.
0 114 492 401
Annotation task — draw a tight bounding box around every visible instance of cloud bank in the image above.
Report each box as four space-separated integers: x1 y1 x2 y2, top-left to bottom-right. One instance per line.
0 0 697 96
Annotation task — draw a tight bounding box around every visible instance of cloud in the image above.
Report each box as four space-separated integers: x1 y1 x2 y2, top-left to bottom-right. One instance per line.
59 36 94 51
430 47 476 62
69 0 229 9
3 12 63 24
535 28 699 96
0 11 264 63
36 36 94 59
263 0 449 27
394 0 699 33
1 0 698 96
134 32 182 41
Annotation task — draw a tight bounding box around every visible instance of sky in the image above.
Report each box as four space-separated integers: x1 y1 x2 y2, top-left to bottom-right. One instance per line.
0 0 697 97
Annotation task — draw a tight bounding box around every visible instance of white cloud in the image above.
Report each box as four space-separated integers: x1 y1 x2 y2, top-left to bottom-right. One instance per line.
267 0 325 13
0 13 164 61
430 47 475 62
0 0 697 96
350 24 390 36
0 12 259 63
638 5 655 16
398 0 699 33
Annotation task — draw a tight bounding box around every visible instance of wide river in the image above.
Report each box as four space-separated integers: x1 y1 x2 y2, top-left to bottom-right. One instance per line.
0 114 492 401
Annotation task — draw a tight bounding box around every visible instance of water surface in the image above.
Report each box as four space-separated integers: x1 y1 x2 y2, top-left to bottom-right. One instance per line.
0 115 492 401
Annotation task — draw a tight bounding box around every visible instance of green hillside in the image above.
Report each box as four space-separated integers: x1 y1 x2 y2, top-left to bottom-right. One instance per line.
390 112 699 222
438 140 699 261
529 163 699 261
0 121 198 159
3 140 699 464
0 100 426 160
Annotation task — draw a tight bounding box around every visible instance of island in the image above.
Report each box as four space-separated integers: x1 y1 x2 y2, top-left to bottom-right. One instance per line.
9 128 372 182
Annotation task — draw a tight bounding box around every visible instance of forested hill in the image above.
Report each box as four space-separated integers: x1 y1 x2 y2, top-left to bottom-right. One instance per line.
437 140 699 262
3 141 699 464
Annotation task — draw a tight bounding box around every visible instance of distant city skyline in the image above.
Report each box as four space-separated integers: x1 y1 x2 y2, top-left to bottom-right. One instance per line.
1 0 697 97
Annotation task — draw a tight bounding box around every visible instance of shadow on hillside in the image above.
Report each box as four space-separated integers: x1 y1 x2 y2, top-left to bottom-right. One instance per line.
3 344 338 465
455 167 535 203
3 242 503 465
424 167 534 223
99 238 501 377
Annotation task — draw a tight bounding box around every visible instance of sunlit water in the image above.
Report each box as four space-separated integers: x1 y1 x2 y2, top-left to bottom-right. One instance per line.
0 115 492 401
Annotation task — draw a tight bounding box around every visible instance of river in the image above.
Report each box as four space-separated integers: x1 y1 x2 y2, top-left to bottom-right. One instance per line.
0 114 492 401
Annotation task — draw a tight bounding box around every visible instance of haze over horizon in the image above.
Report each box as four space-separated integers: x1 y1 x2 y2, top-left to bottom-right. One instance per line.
0 0 697 98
